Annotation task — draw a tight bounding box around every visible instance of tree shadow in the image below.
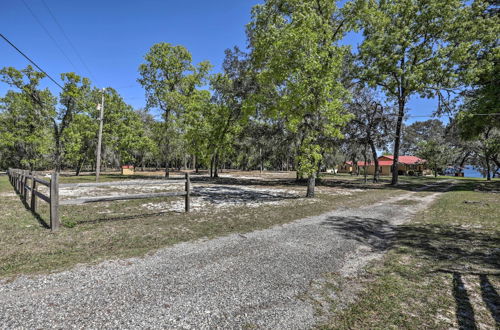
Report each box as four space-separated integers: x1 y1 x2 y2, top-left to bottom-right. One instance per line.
320 216 396 251
452 272 478 330
190 175 500 194
191 185 301 206
321 215 500 271
479 274 500 326
321 215 500 329
65 185 300 226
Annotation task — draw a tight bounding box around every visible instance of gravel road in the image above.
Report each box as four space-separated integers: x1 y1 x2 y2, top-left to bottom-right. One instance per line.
0 188 446 329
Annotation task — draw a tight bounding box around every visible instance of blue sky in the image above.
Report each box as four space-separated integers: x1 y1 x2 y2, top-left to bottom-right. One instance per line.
1 0 439 124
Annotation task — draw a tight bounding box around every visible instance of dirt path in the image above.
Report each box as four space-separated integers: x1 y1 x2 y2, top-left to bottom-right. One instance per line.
0 183 452 329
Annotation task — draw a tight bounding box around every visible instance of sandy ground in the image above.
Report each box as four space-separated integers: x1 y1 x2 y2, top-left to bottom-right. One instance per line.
0 183 450 329
38 178 363 213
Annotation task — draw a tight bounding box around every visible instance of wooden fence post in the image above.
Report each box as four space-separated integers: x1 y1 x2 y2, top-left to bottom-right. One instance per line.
50 172 60 231
20 171 23 197
19 171 23 194
24 170 29 204
31 171 37 212
185 172 191 212
16 171 20 193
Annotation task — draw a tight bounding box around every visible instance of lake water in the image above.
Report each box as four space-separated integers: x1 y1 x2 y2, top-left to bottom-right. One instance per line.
463 165 484 178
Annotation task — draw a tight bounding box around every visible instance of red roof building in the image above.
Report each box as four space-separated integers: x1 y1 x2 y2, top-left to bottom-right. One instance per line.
339 155 429 176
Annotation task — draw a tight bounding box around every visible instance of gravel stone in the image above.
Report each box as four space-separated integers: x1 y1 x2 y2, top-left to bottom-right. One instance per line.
0 189 445 329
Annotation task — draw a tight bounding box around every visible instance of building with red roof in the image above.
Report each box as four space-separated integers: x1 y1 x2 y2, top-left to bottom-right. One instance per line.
338 155 430 176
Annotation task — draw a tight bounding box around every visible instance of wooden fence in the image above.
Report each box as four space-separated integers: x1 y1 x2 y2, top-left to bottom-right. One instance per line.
7 169 191 231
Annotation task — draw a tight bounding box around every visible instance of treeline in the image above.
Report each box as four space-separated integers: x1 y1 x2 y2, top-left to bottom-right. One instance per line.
1 0 498 196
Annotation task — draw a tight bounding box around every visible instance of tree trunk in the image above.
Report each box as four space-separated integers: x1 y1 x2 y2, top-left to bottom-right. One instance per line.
306 173 316 198
164 159 170 178
214 152 219 178
210 154 214 178
485 154 491 181
54 134 62 173
363 145 368 184
391 97 405 185
369 141 379 183
75 155 86 176
316 154 323 178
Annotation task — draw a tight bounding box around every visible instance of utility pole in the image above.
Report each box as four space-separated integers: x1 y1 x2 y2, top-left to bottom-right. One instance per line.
95 88 105 182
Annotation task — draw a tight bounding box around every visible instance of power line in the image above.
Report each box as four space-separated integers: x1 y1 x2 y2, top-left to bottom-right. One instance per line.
22 0 79 73
388 113 500 118
40 0 98 84
0 33 64 89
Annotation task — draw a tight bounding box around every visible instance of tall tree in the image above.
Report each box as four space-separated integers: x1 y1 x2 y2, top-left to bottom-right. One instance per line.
0 90 54 170
54 73 92 171
248 0 352 197
357 0 466 184
346 87 391 182
454 0 499 180
138 43 211 177
417 140 452 177
208 47 257 178
0 66 57 170
400 119 446 156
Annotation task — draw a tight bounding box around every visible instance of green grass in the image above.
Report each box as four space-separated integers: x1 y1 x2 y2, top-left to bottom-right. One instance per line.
319 180 500 329
0 174 403 279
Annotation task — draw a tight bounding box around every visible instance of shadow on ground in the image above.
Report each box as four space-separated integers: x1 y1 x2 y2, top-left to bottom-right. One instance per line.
321 214 500 328
65 185 301 226
189 175 500 194
192 185 300 206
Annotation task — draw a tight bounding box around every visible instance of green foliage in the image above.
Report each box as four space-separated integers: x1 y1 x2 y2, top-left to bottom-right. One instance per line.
248 0 352 179
0 66 55 169
356 0 469 184
401 120 445 155
138 43 212 173
417 140 452 176
357 0 465 101
138 43 211 119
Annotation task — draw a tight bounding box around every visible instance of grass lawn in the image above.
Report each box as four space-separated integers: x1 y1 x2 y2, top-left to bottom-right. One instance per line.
0 173 403 279
319 179 500 329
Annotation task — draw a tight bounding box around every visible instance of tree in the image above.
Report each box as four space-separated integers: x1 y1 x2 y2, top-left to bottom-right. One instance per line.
0 66 57 170
248 0 353 197
357 0 467 184
400 120 446 156
54 73 92 172
0 89 54 170
346 86 391 182
183 90 213 173
138 43 211 177
208 47 257 177
62 112 95 175
417 140 452 177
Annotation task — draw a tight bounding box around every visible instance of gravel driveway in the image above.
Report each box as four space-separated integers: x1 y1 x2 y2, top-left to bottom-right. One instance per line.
0 188 447 329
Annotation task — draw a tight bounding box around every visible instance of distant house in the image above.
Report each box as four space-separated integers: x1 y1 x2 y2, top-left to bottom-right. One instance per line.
338 155 430 176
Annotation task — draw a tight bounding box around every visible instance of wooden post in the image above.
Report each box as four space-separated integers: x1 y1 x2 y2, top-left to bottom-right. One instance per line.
185 172 190 212
21 171 25 196
31 171 37 212
50 172 60 231
19 171 23 194
24 170 29 203
17 171 20 193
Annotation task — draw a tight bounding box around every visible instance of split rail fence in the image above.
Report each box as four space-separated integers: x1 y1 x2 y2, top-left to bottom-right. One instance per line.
7 169 191 231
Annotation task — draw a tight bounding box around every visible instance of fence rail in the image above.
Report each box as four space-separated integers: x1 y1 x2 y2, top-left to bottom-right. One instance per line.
7 169 191 231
